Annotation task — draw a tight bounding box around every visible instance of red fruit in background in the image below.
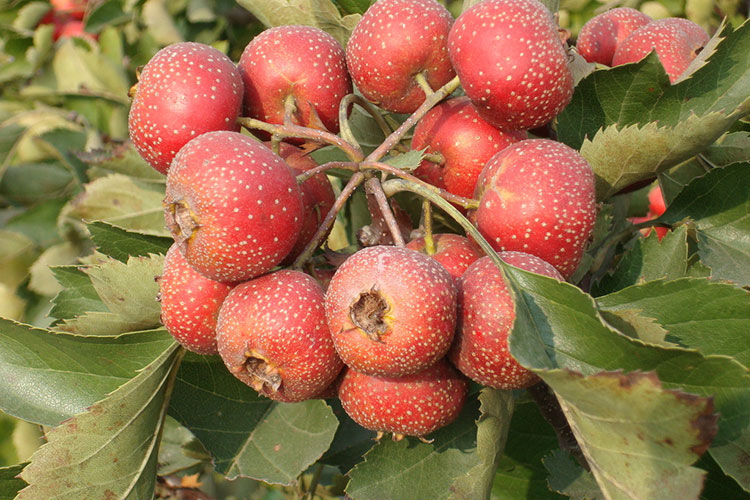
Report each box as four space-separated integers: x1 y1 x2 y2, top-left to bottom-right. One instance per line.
338 360 467 438
448 0 574 130
473 139 596 278
239 26 351 135
346 0 455 113
406 233 482 280
411 97 526 199
51 0 87 19
164 131 304 283
648 184 666 217
217 270 343 402
128 42 243 175
158 244 232 355
450 252 563 389
274 143 336 265
612 18 709 82
576 7 652 66
325 245 457 377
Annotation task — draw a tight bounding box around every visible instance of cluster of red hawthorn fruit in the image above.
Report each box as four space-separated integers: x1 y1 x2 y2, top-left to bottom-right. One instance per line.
128 0 708 440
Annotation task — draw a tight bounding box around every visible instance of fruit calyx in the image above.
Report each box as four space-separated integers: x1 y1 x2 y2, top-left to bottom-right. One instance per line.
165 199 200 247
243 352 283 393
350 288 390 342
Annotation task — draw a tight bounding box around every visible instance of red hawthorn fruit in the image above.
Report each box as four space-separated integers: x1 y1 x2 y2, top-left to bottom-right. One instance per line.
128 42 244 175
612 18 710 83
450 252 563 389
217 270 343 402
405 233 483 280
164 131 304 283
648 184 666 217
411 97 526 199
325 245 457 377
338 360 467 439
473 139 596 278
346 0 456 113
158 244 232 355
576 7 652 66
273 143 336 264
448 0 574 130
238 26 351 135
51 0 87 19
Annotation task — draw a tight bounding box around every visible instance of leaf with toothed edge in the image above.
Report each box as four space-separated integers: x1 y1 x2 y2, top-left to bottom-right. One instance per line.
0 464 27 500
168 353 339 486
87 221 172 262
544 449 603 500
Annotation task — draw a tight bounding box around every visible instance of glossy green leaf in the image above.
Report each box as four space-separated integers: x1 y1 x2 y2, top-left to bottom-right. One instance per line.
660 162 750 286
87 221 172 262
17 343 181 500
0 319 174 426
168 353 338 485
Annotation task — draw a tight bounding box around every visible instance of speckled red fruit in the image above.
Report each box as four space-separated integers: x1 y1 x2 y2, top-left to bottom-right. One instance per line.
217 270 343 402
576 8 652 66
239 26 351 135
451 252 562 389
473 139 596 278
412 97 525 198
346 0 455 113
338 360 467 437
274 143 336 265
612 18 709 82
158 244 232 355
128 42 243 175
406 233 482 280
325 245 457 377
448 0 573 130
164 131 304 283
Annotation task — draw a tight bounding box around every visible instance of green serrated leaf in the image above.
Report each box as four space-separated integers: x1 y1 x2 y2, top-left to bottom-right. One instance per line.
0 162 75 204
62 173 168 236
63 254 164 335
236 0 360 47
84 0 131 33
49 266 108 321
0 464 27 500
168 353 339 485
593 225 689 296
157 416 204 476
541 370 713 500
382 148 425 172
320 398 377 472
599 309 671 346
504 266 750 492
660 162 750 286
0 319 174 426
87 222 172 263
27 242 81 297
598 278 750 368
544 449 603 500
558 21 750 199
17 343 181 500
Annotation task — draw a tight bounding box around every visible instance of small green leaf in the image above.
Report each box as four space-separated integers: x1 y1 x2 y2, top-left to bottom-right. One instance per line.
62 173 168 236
51 38 130 103
544 449 603 500
57 254 163 335
4 199 66 247
79 141 165 182
335 0 373 14
49 266 108 321
17 343 181 500
660 162 750 286
84 0 131 33
598 309 671 346
320 399 377 472
157 416 204 476
235 0 360 47
0 230 36 290
592 225 689 296
382 148 424 172
0 319 174 426
0 464 27 500
169 353 339 485
87 222 172 262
